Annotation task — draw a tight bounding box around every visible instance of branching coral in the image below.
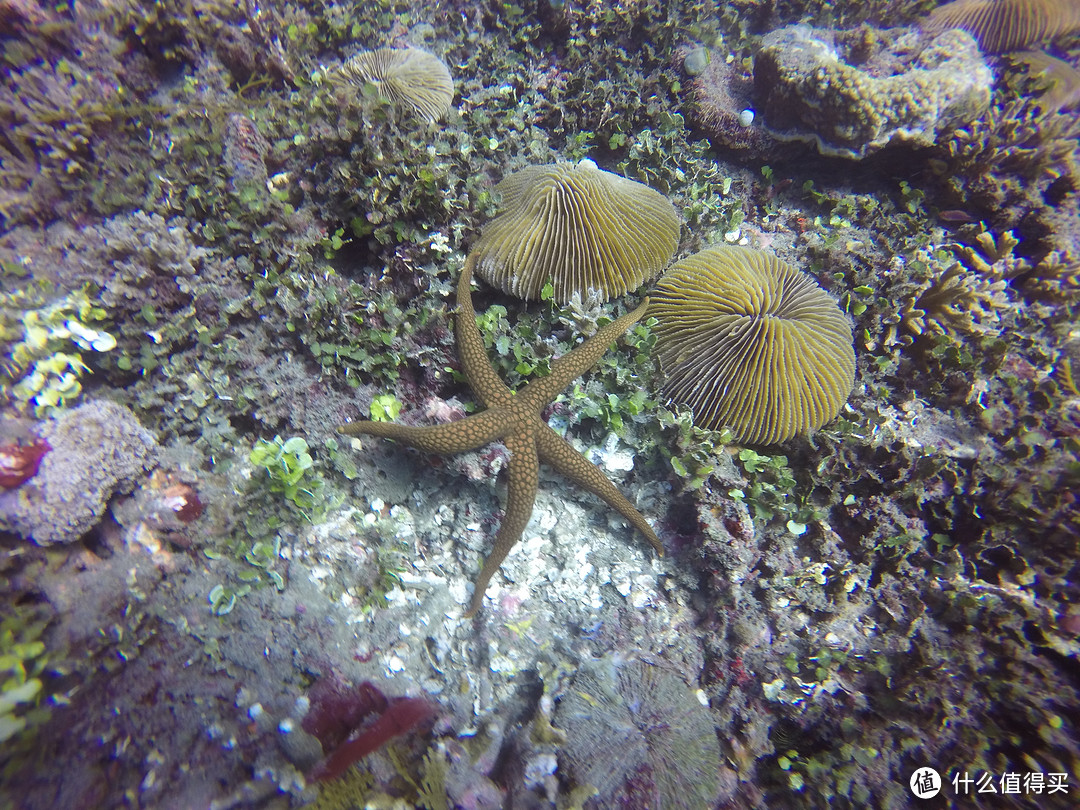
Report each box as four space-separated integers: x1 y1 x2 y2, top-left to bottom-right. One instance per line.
948 225 1080 301
947 227 1029 280
898 257 1009 340
933 99 1080 223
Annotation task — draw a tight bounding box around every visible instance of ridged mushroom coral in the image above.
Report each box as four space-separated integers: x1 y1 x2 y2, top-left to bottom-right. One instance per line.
339 47 454 122
923 0 1080 53
470 159 680 304
650 246 855 444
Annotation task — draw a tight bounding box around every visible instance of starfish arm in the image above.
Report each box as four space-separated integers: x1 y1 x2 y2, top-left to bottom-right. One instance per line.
337 407 510 454
518 297 650 412
456 255 514 408
536 424 663 556
464 432 539 618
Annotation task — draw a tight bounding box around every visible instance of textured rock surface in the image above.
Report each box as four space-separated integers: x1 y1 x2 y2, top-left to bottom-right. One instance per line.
754 25 993 159
0 400 158 545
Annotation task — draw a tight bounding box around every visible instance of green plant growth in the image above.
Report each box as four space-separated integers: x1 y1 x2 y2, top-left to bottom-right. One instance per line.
249 435 321 517
2 286 115 417
0 614 50 744
658 406 726 491
324 436 359 480
296 279 436 388
730 449 810 523
470 302 550 387
370 394 402 422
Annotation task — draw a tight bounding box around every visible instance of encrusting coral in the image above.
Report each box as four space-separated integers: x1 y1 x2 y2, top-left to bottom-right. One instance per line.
753 25 993 159
650 246 855 444
0 399 158 545
338 47 454 123
469 159 680 303
338 257 662 617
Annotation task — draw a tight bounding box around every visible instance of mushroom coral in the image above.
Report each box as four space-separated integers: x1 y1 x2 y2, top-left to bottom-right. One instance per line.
922 0 1080 53
470 159 680 304
339 47 454 122
650 246 855 444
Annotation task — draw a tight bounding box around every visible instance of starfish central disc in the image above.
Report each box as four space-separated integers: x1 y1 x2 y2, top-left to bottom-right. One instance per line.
338 256 662 617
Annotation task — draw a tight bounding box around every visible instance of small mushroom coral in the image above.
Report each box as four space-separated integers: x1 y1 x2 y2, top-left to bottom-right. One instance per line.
470 159 680 304
339 47 454 122
650 246 855 444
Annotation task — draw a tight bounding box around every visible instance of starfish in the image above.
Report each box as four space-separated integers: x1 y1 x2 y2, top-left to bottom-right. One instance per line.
338 257 663 617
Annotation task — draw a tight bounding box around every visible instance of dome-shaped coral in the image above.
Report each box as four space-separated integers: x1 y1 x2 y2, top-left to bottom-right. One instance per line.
470 160 680 303
555 658 730 810
650 246 855 444
923 0 1080 54
340 47 454 122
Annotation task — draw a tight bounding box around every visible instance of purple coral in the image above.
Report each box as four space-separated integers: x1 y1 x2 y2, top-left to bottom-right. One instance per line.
0 400 158 545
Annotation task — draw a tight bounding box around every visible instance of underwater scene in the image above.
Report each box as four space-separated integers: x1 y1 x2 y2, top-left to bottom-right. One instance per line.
1 0 1078 807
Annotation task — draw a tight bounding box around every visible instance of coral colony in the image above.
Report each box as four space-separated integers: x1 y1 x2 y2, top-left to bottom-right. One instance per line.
1 0 1078 808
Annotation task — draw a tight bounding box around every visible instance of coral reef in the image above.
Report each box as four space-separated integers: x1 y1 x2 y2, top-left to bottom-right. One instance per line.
932 98 1080 229
0 0 1076 807
897 257 1008 339
0 400 158 545
754 25 992 158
